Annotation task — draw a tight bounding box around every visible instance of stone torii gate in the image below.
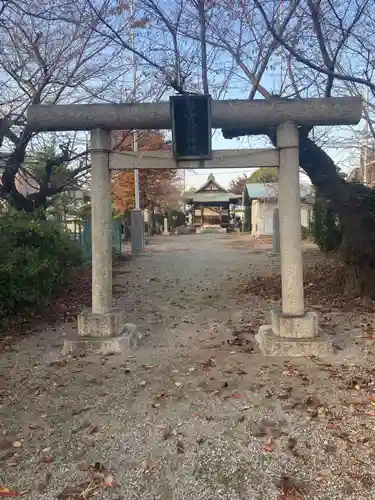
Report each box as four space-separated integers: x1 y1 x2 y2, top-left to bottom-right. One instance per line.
27 97 361 356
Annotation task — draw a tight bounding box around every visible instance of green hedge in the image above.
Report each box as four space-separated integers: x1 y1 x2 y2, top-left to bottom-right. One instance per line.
0 212 83 321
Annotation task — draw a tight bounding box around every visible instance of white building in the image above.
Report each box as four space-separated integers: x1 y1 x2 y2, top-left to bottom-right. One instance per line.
243 182 314 236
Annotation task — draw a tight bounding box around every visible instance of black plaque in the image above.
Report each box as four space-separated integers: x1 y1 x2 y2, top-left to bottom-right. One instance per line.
170 94 212 161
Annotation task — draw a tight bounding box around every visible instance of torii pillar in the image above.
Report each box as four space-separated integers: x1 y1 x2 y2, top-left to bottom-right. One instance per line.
256 122 332 356
63 128 138 356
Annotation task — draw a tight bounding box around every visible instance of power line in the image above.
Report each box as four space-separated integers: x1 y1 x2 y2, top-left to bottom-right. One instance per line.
186 169 258 176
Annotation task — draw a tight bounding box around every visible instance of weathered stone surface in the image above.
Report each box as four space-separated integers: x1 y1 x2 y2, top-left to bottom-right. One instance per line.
131 209 145 255
277 123 305 317
90 128 112 315
78 308 126 338
62 323 140 356
270 309 318 339
28 97 363 133
256 325 333 357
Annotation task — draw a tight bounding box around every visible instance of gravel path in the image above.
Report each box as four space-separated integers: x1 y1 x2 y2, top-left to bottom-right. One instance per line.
1 234 375 499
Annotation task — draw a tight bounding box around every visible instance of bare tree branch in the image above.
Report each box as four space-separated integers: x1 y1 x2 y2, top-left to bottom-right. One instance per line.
253 0 375 94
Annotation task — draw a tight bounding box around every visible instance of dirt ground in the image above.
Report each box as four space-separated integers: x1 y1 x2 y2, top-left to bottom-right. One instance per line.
1 233 375 499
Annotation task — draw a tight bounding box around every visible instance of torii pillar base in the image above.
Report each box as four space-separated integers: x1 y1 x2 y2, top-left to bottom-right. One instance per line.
256 309 333 357
62 309 140 357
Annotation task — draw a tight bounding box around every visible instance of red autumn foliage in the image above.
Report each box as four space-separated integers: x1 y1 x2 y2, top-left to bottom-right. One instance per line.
111 130 181 212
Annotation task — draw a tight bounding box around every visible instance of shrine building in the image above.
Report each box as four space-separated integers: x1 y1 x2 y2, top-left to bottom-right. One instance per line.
183 174 241 230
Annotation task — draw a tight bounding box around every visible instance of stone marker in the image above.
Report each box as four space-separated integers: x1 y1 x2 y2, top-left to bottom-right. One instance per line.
131 208 145 256
163 217 169 235
272 208 280 255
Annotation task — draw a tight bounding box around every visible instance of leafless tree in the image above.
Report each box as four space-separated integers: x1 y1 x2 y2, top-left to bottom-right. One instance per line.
212 0 375 293
18 0 375 291
0 0 140 212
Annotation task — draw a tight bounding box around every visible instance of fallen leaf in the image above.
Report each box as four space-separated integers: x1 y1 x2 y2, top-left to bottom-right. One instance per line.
88 424 99 434
41 454 53 464
0 487 20 497
176 440 185 454
102 471 115 487
225 392 244 399
276 475 304 499
262 435 275 452
201 358 216 368
262 444 274 453
59 463 117 498
326 422 341 429
162 425 174 440
287 436 297 453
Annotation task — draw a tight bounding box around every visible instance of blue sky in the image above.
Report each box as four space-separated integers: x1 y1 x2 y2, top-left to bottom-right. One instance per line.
125 1 367 191
184 103 363 191
185 133 361 190
182 61 364 189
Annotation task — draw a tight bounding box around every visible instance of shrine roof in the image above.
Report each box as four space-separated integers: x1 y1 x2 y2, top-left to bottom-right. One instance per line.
244 183 314 201
183 173 241 203
195 173 227 193
184 192 241 203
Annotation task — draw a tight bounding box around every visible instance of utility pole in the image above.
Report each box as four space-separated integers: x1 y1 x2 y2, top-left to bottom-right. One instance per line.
364 85 369 186
130 0 140 207
130 1 144 255
241 190 245 236
183 169 186 218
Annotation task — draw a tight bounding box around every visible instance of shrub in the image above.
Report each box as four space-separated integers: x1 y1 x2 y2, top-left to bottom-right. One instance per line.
0 211 83 322
311 195 342 253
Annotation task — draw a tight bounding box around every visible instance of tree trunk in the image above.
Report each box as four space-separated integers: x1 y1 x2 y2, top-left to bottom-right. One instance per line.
222 126 375 296
298 131 375 296
1 161 48 213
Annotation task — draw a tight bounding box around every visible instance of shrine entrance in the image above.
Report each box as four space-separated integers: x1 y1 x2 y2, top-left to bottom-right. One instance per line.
27 95 361 357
